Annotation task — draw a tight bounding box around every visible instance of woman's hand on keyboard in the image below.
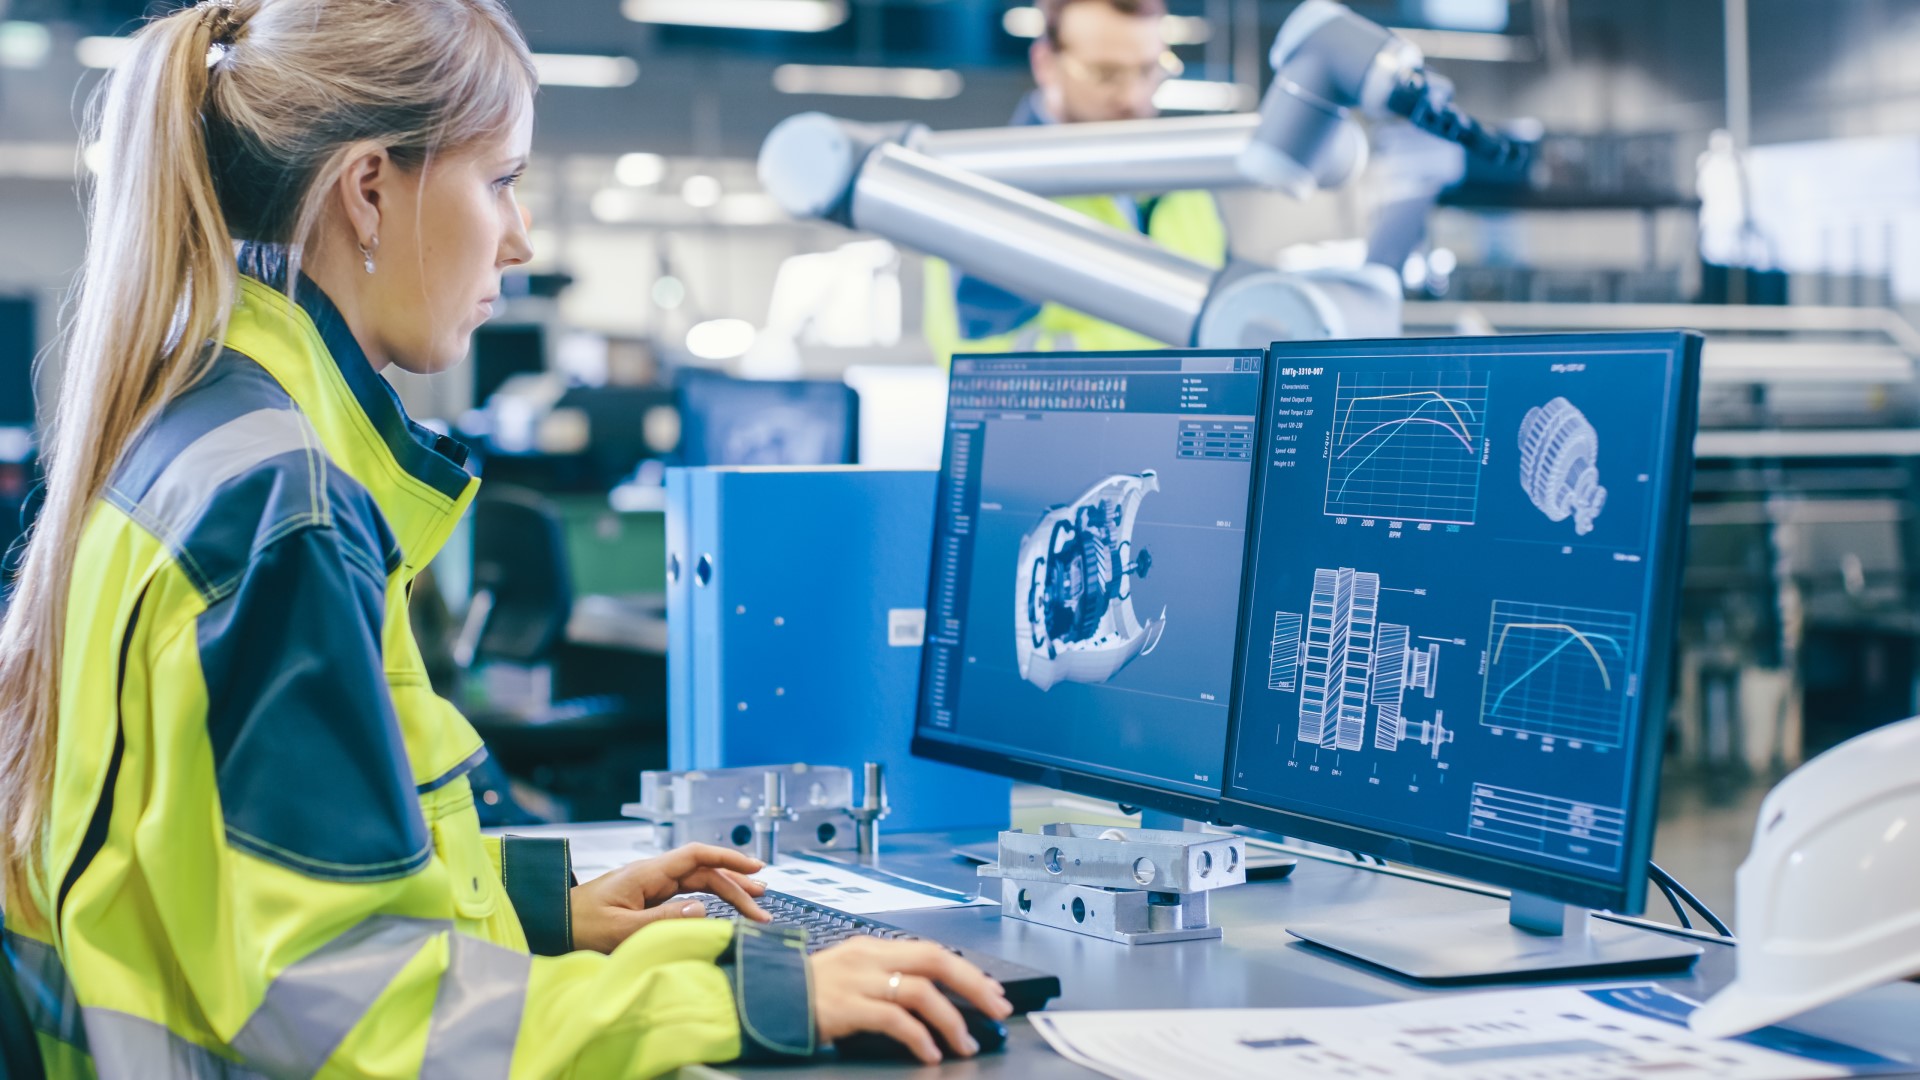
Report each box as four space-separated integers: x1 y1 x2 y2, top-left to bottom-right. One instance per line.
569 843 772 953
811 938 1015 1064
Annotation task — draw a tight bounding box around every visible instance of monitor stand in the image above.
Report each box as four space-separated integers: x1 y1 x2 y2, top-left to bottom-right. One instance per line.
1288 890 1703 983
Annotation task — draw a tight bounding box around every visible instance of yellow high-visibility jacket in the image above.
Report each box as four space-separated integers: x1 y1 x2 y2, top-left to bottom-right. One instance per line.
2 260 814 1078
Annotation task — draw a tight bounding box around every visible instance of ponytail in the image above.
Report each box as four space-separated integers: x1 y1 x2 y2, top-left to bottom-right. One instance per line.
0 0 533 917
0 3 239 918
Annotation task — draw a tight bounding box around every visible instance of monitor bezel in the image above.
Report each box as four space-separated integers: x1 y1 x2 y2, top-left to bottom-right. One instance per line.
1214 331 1703 914
909 348 1270 824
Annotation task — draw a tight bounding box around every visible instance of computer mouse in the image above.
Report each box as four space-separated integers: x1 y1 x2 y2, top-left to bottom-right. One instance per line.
833 993 1008 1062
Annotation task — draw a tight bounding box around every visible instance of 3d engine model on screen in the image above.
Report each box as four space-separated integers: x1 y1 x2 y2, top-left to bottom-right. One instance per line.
1518 397 1607 536
1017 472 1167 692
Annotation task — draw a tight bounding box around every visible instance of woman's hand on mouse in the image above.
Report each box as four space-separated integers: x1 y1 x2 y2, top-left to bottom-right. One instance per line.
810 938 1014 1065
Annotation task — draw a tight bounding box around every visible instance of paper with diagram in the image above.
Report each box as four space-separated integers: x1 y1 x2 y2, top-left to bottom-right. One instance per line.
1031 984 1910 1080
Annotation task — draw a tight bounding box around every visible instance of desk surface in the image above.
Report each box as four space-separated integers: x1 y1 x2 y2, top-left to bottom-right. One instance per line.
682 828 1920 1079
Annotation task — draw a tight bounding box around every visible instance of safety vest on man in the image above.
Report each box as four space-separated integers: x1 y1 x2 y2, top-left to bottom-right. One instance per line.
924 188 1229 360
2 253 813 1079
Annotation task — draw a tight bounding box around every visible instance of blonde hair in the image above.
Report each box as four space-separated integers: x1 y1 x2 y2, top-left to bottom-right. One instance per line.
0 0 535 915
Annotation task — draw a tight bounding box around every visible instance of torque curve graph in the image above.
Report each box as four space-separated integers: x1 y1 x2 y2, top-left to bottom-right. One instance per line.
1479 600 1638 748
1323 373 1489 525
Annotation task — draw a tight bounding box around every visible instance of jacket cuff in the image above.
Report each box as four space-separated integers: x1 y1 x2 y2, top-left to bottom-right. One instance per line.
720 922 817 1062
500 836 575 956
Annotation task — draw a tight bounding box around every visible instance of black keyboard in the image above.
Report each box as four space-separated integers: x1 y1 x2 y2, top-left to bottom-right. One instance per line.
695 889 1062 1014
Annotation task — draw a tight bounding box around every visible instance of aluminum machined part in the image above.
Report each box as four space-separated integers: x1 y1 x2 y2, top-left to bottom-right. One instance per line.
636 809 857 853
849 761 890 862
752 770 794 864
623 764 857 853
849 143 1215 347
981 824 1247 893
633 764 854 817
995 877 1223 945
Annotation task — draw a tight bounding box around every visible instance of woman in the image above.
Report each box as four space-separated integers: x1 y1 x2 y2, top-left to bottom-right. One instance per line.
0 1 1009 1075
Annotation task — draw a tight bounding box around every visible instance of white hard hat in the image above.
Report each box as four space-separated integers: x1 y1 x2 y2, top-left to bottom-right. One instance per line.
1691 715 1920 1038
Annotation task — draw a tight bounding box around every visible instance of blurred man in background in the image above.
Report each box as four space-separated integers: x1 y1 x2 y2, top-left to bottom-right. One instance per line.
924 0 1227 359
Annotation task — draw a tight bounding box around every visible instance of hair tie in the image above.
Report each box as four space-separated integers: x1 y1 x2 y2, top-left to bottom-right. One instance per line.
196 0 244 49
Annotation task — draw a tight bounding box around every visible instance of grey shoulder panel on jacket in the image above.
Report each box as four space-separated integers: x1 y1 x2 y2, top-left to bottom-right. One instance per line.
105 348 399 602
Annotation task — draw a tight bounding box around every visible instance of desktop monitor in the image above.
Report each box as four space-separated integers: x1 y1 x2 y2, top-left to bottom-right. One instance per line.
911 349 1266 822
554 385 680 487
1220 332 1703 978
472 323 546 404
675 370 858 467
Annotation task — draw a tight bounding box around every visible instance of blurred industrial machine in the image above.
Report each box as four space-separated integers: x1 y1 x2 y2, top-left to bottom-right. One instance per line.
759 0 1529 349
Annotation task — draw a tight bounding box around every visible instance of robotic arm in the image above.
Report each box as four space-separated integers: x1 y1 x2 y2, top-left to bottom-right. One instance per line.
757 0 1527 348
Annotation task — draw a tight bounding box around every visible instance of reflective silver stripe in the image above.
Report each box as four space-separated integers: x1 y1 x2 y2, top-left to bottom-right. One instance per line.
2 929 87 1048
128 408 322 548
29 915 529 1078
84 1008 267 1080
420 932 531 1080
229 915 442 1077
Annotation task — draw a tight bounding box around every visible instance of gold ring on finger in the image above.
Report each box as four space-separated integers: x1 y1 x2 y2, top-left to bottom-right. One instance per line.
886 971 903 1002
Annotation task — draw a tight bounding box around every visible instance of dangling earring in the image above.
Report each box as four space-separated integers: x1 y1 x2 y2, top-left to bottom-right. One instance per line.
359 239 377 275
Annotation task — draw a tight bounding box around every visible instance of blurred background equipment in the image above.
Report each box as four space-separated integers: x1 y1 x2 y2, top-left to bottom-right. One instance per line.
674 369 859 467
756 1 1530 349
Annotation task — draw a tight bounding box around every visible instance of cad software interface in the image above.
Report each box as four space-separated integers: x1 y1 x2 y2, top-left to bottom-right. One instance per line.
1225 335 1688 889
917 351 1264 798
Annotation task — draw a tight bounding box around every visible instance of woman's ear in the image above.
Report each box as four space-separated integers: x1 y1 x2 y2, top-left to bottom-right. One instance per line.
334 143 392 250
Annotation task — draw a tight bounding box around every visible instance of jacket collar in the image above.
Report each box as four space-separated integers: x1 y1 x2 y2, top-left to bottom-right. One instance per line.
226 248 478 576
289 276 474 499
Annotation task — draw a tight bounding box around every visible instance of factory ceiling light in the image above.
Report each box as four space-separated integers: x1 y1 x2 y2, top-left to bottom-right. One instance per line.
616 152 667 187
1001 6 1044 38
0 22 52 69
681 174 723 209
772 64 964 101
624 0 848 33
529 53 639 88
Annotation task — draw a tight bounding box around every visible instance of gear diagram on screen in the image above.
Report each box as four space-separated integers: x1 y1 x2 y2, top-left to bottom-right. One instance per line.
1015 471 1168 691
1518 397 1606 536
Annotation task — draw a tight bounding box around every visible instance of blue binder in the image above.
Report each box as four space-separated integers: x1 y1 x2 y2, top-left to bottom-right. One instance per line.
665 467 1009 831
